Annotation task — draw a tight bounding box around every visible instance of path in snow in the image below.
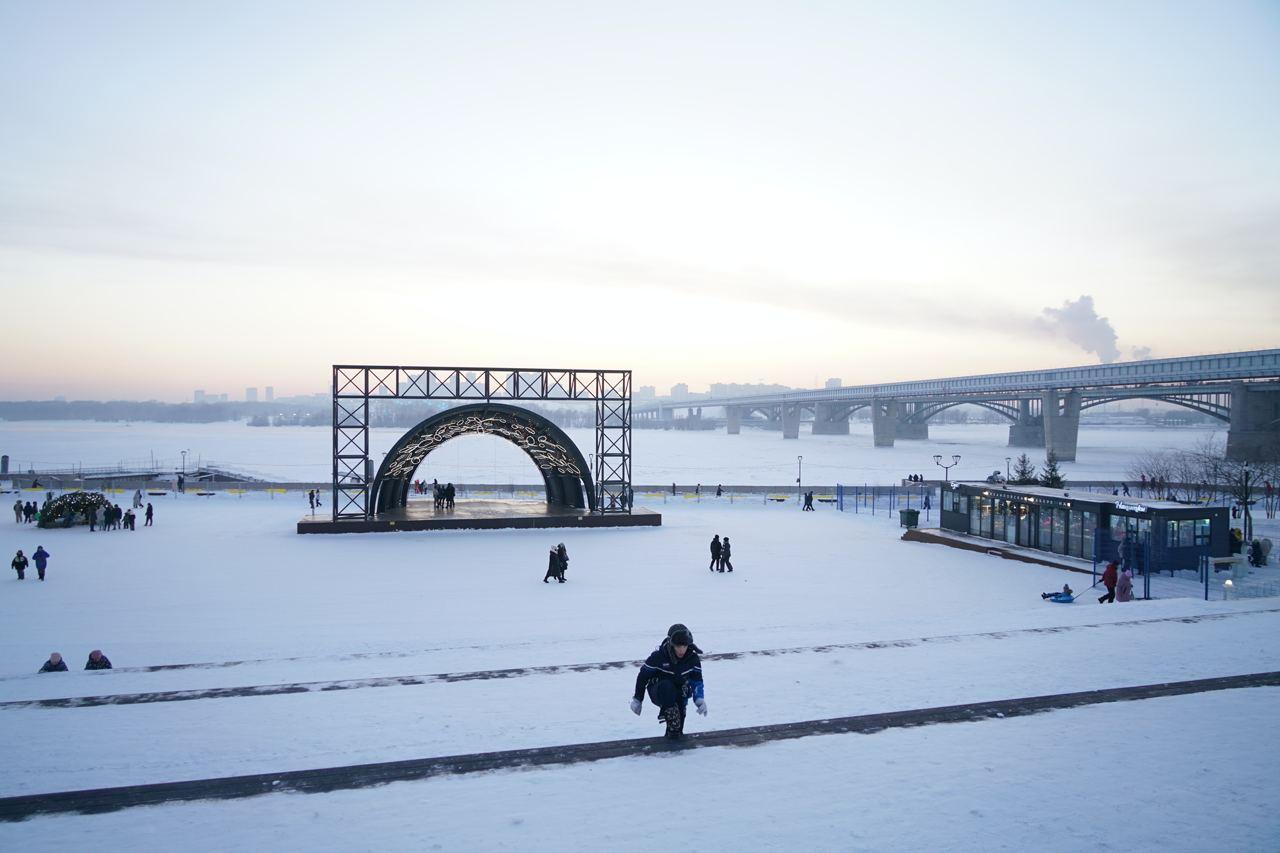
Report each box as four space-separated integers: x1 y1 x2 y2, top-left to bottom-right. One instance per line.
7 605 1278 710
3 671 1275 823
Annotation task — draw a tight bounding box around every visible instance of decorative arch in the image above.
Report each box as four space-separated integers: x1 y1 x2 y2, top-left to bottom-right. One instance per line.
370 403 596 514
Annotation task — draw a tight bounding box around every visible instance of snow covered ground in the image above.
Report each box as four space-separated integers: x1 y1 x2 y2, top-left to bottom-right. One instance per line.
0 419 1225 485
1 494 1277 850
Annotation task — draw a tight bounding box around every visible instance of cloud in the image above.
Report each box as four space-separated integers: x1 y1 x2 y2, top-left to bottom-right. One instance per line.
1036 295 1124 363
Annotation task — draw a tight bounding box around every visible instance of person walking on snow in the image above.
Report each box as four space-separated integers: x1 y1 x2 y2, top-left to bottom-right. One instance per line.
32 546 50 581
13 499 21 523
1099 561 1118 604
133 489 143 509
556 543 569 581
12 549 28 580
630 624 706 739
145 503 154 527
709 535 722 572
720 537 733 572
1116 567 1134 602
543 545 566 583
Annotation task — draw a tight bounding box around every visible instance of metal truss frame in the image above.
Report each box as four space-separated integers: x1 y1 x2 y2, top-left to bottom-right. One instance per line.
332 365 632 520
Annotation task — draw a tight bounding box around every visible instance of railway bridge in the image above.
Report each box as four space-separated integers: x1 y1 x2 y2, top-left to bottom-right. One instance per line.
634 348 1280 461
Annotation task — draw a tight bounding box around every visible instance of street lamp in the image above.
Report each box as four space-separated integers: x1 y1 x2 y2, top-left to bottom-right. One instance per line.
180 449 188 476
797 456 803 508
1005 456 1012 483
934 453 960 483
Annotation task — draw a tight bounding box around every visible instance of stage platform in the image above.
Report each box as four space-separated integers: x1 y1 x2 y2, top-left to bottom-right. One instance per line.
297 500 662 534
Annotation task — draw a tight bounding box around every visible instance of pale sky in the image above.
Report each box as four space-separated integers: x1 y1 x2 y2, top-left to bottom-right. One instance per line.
1 1 1277 401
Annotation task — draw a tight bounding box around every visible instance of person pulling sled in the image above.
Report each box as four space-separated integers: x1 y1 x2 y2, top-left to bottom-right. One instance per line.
629 623 706 739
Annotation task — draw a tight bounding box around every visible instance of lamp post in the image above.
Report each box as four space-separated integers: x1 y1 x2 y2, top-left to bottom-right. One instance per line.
1005 456 1011 484
797 456 803 508
934 453 960 483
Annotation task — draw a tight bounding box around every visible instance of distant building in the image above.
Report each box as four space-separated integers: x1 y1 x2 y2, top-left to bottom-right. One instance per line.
265 386 274 402
217 393 229 403
670 383 689 399
245 387 258 402
194 390 206 404
825 378 842 389
636 385 657 400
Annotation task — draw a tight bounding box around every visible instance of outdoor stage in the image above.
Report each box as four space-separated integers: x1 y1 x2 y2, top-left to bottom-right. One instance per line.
297 500 662 534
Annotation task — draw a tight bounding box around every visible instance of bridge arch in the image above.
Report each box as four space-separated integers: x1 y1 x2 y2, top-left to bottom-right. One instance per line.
1079 394 1230 422
907 400 1019 424
370 403 595 514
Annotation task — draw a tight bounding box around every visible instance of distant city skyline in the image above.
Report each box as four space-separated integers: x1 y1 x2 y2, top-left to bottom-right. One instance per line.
2 2 1277 401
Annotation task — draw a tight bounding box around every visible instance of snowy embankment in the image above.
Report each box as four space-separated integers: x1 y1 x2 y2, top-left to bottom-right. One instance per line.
1 494 1277 850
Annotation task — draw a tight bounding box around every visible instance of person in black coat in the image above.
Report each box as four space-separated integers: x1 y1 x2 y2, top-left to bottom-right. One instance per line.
556 543 569 581
543 547 564 583
39 652 67 673
85 649 112 670
11 549 27 580
629 624 706 739
709 535 722 572
720 537 733 572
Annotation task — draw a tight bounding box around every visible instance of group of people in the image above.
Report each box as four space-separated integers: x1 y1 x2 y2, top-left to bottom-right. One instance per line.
13 500 42 524
307 489 324 511
89 503 147 531
708 535 734 572
38 650 112 672
1097 561 1134 603
11 546 51 580
802 491 816 511
543 543 570 583
410 479 456 510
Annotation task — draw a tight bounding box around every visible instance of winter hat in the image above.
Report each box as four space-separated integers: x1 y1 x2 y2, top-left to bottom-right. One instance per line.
667 623 693 646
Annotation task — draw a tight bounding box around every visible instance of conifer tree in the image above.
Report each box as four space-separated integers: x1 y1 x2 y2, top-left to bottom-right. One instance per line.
1011 453 1037 485
1039 450 1066 489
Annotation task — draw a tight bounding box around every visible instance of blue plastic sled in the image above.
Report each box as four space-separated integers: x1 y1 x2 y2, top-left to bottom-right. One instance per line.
1048 593 1076 603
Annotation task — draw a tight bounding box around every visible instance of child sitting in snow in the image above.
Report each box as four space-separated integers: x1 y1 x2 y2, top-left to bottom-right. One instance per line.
1041 583 1073 600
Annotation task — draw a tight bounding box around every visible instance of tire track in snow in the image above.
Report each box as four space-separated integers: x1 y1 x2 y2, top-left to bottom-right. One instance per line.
2 671 1277 821
4 607 1277 711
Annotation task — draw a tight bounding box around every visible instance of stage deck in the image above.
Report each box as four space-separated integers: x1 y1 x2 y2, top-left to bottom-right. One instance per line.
297 500 661 534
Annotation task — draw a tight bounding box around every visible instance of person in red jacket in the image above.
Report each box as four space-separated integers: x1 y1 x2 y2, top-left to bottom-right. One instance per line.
1099 561 1118 604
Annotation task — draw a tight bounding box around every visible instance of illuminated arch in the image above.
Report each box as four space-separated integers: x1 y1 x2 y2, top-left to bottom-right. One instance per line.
370 403 596 513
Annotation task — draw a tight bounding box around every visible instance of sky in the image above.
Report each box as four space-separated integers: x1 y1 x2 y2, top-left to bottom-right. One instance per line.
1 1 1277 401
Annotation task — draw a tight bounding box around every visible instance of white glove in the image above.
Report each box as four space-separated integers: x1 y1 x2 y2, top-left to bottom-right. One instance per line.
629 697 643 716
695 698 707 716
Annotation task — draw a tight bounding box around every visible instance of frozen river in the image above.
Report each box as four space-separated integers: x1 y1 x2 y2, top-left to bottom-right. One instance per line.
0 419 1221 486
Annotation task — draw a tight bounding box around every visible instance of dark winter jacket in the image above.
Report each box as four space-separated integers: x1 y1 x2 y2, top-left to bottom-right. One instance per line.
11 555 28 573
633 639 705 702
546 551 562 578
39 659 68 673
33 547 50 569
721 541 731 559
85 655 113 670
710 537 722 557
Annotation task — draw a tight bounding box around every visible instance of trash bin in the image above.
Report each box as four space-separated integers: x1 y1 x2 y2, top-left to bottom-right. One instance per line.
899 508 919 529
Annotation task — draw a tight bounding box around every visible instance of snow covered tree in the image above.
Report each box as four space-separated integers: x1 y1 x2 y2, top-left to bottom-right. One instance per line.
1039 450 1066 489
1010 453 1037 485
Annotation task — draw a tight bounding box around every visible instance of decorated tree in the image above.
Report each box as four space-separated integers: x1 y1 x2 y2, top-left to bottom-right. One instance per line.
37 492 113 529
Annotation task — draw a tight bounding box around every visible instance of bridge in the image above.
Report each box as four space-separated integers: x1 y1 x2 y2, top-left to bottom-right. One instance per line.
634 348 1280 461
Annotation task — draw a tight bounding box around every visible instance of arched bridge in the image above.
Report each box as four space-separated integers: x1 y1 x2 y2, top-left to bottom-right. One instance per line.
635 348 1280 461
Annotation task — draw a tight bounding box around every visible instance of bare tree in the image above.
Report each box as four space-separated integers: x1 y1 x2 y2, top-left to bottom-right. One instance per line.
1186 439 1279 543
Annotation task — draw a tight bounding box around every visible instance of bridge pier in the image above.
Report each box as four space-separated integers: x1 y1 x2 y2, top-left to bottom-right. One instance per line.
782 404 801 439
1008 398 1045 447
725 406 742 435
812 403 850 435
872 399 898 447
1226 383 1280 460
896 402 928 439
1042 390 1081 461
